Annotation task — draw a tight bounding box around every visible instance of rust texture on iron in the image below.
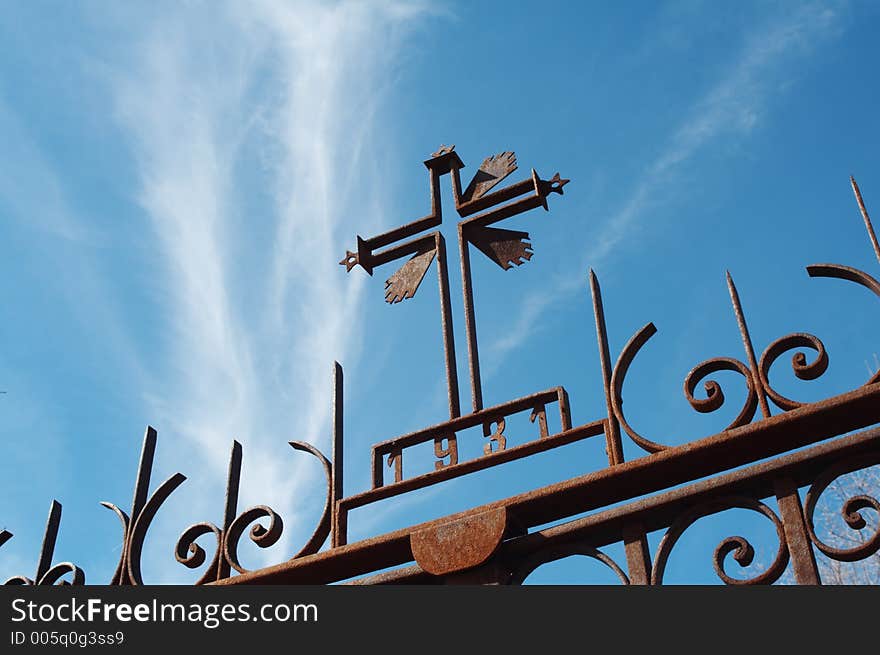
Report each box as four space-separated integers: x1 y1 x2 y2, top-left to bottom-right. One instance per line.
216 387 880 585
411 507 509 575
100 426 186 585
3 154 879 586
339 145 568 418
345 425 880 586
3 501 84 585
174 439 333 584
368 387 573 489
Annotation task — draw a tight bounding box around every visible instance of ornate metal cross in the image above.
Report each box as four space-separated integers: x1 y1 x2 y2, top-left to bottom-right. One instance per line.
340 145 569 419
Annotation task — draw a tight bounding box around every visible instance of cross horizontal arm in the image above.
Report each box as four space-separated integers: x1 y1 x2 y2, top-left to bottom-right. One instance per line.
363 169 443 252
460 170 569 229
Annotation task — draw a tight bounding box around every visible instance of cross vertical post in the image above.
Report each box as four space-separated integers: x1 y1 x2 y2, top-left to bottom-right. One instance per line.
341 145 568 423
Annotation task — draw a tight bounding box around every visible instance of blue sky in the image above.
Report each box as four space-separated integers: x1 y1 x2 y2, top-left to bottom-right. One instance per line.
1 0 879 584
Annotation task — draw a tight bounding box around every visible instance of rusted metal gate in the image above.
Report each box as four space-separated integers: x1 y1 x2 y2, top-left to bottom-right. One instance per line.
3 146 879 586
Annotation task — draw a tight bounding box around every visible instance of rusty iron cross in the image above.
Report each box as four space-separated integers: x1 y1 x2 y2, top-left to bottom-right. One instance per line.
340 145 568 419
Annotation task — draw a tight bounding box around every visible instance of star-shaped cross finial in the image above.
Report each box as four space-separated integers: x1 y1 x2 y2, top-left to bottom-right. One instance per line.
543 173 570 196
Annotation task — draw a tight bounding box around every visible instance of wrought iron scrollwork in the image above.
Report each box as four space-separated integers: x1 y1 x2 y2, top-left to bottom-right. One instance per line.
804 454 880 563
507 542 630 585
285 441 333 559
175 522 224 583
3 501 84 585
176 440 332 582
683 357 758 429
223 505 285 575
806 263 880 300
652 496 790 585
605 181 880 455
175 440 247 584
805 265 880 388
608 264 860 456
609 323 670 453
101 426 186 585
3 166 880 588
805 177 880 386
757 333 829 410
610 323 759 454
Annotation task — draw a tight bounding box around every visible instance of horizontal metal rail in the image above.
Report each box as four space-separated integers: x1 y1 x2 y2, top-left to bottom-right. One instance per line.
214 381 880 585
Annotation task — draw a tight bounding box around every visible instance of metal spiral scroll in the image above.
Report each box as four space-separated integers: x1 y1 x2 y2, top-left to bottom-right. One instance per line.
222 506 285 575
807 264 880 386
651 496 790 585
101 474 186 586
611 323 758 454
757 333 829 410
175 522 226 585
282 442 334 559
6 563 85 586
507 542 630 585
175 440 332 581
803 454 880 563
684 357 758 427
101 427 187 585
2 501 85 585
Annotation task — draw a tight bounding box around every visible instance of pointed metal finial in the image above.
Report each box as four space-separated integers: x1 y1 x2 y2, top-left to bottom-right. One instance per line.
850 176 880 265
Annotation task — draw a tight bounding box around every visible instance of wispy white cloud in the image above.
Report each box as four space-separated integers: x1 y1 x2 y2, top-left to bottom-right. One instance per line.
110 0 433 577
486 1 845 365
